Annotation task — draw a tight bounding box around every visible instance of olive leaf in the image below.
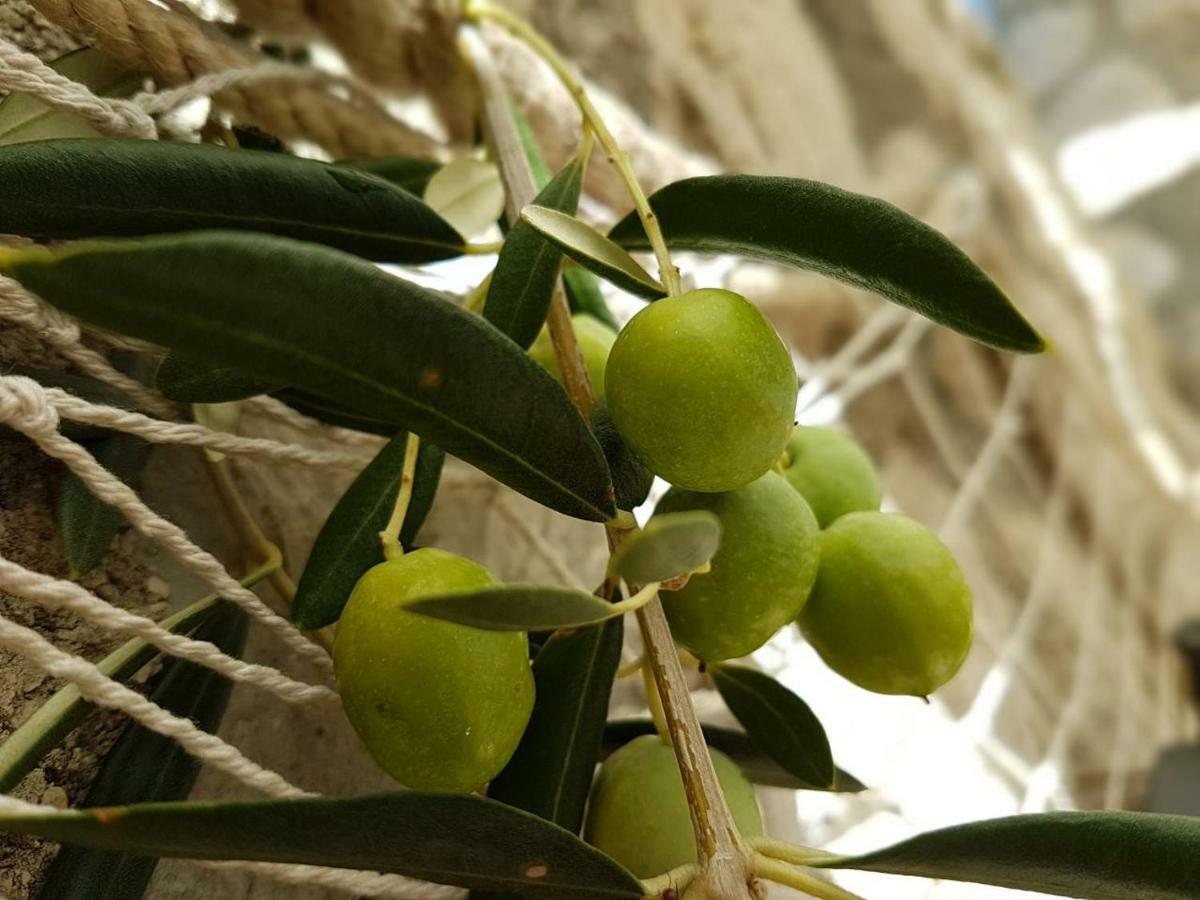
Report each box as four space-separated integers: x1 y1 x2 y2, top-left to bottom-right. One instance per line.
816 811 1200 899
0 792 644 899
484 155 585 348
406 584 623 632
0 232 615 521
600 720 864 792
711 663 835 790
589 399 652 512
39 603 247 899
424 156 507 238
521 206 666 300
338 156 442 195
609 175 1045 352
156 351 280 403
293 434 445 629
273 389 398 437
0 139 465 263
608 511 721 584
513 103 554 191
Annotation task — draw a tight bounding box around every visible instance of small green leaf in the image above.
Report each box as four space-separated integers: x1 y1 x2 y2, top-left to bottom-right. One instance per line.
590 399 653 512
484 156 585 348
601 720 864 792
0 139 465 263
488 616 624 832
609 175 1045 352
338 156 442 196
609 511 720 584
818 811 1200 899
407 584 622 631
156 351 280 403
56 433 148 579
38 602 247 899
711 663 834 790
0 792 644 898
522 206 666 300
563 267 620 331
0 48 142 146
513 104 553 191
293 433 444 629
2 232 615 522
424 156 506 238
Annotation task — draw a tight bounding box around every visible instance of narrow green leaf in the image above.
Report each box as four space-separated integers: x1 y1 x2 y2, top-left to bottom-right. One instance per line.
56 433 148 578
0 48 142 146
2 232 615 522
488 617 624 832
0 793 644 898
407 584 621 631
0 139 465 263
293 433 444 629
156 351 280 403
609 175 1045 352
609 511 720 584
423 157 506 238
512 104 553 191
274 389 397 437
590 399 653 512
522 206 666 300
564 267 620 331
711 663 834 790
339 156 441 196
818 811 1200 899
600 720 864 792
484 157 585 348
38 603 247 899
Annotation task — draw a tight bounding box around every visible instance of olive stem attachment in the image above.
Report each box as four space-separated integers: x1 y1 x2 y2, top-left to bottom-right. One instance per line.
464 0 683 297
379 432 422 561
747 836 840 867
640 863 698 898
752 854 866 900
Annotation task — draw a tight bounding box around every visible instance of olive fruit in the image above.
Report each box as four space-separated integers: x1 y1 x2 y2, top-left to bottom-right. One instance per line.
655 472 820 661
584 735 762 878
333 548 534 792
528 313 616 398
800 512 972 696
605 288 797 492
782 425 881 528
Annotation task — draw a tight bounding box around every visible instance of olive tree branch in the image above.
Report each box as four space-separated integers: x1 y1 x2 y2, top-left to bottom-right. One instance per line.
752 854 866 900
379 432 421 561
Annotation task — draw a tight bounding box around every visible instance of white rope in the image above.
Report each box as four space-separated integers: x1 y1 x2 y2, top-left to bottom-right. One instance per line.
133 61 330 117
46 388 369 471
0 376 334 674
0 557 338 706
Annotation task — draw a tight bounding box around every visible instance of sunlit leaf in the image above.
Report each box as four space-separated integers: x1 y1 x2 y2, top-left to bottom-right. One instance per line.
407 584 621 631
609 511 720 584
424 156 506 238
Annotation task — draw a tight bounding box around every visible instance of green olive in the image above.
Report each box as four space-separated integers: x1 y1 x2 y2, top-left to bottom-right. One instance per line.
655 472 820 661
800 512 972 696
333 548 534 792
605 288 797 492
528 313 616 398
584 735 762 879
782 426 881 528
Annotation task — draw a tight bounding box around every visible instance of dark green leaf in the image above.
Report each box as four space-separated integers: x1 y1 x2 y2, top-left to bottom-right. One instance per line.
818 811 1200 899
408 584 622 631
56 433 148 578
522 206 666 300
711 663 834 790
293 434 444 629
3 232 615 521
609 175 1044 352
600 720 864 792
590 399 652 511
609 511 720 584
0 366 130 443
39 602 247 899
156 351 280 403
484 156 585 348
488 617 623 833
274 389 398 437
0 792 643 898
339 156 441 196
0 139 465 263
563 267 619 331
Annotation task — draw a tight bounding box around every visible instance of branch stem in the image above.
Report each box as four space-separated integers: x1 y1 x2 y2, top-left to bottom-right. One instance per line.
379 433 421 561
752 855 866 900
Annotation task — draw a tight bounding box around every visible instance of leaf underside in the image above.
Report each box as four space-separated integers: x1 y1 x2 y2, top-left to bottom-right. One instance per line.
406 583 619 632
609 510 721 584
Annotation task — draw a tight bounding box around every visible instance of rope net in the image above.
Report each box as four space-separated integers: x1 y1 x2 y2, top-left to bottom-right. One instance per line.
0 1 1196 898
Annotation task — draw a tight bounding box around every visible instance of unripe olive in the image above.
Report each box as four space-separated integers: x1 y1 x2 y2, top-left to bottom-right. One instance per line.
528 313 616 398
782 426 881 528
333 548 534 792
584 736 762 879
655 472 820 661
800 512 972 696
605 288 797 492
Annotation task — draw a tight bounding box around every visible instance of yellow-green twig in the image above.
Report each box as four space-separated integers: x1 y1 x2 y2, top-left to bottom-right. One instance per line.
379 432 422 561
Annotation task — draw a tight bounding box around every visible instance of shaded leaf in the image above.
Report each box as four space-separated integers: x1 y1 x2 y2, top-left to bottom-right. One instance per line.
424 156 506 237
0 139 464 263
609 511 720 584
407 584 621 631
484 156 585 348
590 398 652 512
293 434 444 629
156 351 279 403
0 792 643 899
273 389 398 437
2 232 615 521
339 156 441 196
563 267 619 331
609 175 1044 352
39 602 247 899
711 663 834 790
522 206 666 300
818 811 1200 900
